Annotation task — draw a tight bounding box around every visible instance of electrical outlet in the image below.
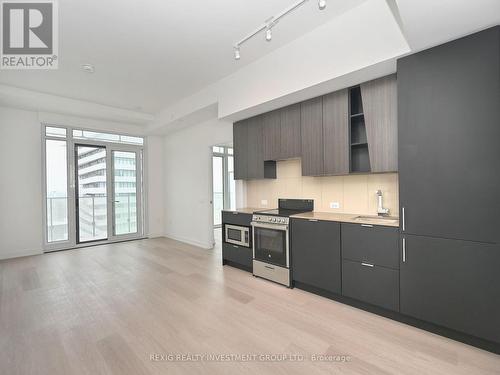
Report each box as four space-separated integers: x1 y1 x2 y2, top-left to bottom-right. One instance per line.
330 201 340 209
261 199 268 206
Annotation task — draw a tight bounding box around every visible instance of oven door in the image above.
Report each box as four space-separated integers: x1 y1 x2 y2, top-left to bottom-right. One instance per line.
252 222 289 267
225 225 250 247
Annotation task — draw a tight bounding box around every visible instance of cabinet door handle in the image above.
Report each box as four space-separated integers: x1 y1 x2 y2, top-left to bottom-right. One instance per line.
361 224 373 228
232 212 238 215
308 219 319 222
402 237 406 263
361 262 374 267
233 245 239 249
402 207 406 232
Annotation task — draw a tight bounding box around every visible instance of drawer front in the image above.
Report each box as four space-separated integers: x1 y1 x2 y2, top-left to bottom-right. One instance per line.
342 223 399 269
222 211 253 226
222 243 252 269
342 259 399 311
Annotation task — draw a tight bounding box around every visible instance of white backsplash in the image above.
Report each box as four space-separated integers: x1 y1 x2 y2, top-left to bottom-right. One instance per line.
244 159 399 216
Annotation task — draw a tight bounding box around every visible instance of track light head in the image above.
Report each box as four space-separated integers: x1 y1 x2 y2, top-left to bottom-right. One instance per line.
265 27 272 42
234 46 240 60
318 0 326 10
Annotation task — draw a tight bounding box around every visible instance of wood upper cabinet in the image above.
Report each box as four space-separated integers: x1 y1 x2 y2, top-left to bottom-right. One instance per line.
246 115 265 179
323 90 349 175
234 116 276 180
300 97 324 176
280 103 301 159
233 120 248 180
360 74 398 172
263 104 301 161
262 110 281 161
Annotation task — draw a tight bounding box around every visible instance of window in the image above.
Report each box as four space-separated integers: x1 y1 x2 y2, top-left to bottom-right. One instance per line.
45 139 68 242
45 126 67 138
212 145 235 228
73 129 144 145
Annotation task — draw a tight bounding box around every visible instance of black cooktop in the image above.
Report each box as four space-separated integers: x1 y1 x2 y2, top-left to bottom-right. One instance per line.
254 199 314 217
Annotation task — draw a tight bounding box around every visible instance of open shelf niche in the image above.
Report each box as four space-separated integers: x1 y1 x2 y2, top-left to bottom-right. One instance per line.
349 86 371 173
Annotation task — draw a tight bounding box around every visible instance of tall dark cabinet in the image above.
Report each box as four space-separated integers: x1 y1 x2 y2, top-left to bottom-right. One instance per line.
398 26 500 244
398 26 500 344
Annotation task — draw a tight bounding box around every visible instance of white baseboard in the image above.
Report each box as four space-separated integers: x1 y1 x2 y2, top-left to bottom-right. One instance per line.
163 233 213 249
0 248 43 261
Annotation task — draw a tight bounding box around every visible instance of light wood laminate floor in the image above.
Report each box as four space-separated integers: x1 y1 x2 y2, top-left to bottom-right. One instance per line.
1 235 499 375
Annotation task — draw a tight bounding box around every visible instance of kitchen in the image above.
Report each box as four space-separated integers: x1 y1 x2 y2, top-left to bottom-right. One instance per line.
222 25 500 354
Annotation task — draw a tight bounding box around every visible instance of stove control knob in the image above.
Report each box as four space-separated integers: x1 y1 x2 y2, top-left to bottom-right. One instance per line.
272 218 276 222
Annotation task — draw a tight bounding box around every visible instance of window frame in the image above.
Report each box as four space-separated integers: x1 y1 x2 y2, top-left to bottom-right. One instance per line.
41 123 147 252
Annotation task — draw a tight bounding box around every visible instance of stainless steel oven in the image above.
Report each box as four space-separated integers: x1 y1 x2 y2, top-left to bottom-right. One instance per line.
251 215 290 286
224 224 250 247
252 221 289 267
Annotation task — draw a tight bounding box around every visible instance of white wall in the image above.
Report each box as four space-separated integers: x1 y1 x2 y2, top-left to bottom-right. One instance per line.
0 106 164 260
0 107 44 259
163 118 232 248
146 135 165 237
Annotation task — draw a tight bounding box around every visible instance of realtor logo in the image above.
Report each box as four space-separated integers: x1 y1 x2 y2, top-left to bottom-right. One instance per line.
1 0 58 69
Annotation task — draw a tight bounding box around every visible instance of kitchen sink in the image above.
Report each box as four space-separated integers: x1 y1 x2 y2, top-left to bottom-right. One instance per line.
353 215 399 224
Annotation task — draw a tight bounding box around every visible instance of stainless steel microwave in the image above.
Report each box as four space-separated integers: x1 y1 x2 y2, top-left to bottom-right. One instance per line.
224 224 250 247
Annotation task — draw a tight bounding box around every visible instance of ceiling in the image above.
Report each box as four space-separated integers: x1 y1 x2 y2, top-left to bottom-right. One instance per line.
0 0 366 115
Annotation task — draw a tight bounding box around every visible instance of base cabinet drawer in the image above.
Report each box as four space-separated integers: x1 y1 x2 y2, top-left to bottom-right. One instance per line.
342 223 399 269
342 259 399 311
222 243 252 270
222 211 253 226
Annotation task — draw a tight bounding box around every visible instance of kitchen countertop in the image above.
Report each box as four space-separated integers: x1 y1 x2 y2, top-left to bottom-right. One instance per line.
291 211 400 227
222 207 260 215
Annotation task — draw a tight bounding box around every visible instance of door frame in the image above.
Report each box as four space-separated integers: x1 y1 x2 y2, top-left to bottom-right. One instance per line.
42 124 147 252
74 143 108 244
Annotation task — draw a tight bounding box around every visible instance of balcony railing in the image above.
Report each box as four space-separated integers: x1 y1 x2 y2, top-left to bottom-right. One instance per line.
47 193 138 243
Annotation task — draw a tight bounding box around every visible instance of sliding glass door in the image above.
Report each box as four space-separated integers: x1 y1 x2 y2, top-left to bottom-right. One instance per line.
75 145 108 243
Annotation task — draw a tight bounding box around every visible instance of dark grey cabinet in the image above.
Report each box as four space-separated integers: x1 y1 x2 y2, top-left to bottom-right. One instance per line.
323 89 349 175
342 259 399 311
247 116 264 179
400 234 500 343
398 26 500 243
300 97 324 176
262 110 281 161
341 223 399 269
262 104 301 161
280 103 301 159
222 243 252 270
233 120 248 180
360 74 398 173
233 117 276 180
291 218 341 294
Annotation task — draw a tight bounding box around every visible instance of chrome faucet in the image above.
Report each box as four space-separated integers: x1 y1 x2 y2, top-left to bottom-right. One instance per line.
376 190 390 216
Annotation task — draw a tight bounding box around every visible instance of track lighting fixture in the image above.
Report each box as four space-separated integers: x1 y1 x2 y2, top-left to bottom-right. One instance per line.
232 0 326 60
265 27 272 42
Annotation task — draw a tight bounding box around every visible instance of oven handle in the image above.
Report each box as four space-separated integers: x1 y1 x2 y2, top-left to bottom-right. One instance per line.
251 222 289 231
